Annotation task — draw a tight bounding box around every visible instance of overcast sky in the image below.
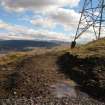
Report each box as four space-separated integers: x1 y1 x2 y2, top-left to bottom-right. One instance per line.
0 0 104 43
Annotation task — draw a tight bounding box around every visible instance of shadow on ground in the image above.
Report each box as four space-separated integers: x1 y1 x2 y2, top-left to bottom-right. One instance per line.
57 52 105 102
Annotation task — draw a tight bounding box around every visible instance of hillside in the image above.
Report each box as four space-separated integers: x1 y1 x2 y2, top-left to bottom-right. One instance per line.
0 38 105 104
74 38 105 57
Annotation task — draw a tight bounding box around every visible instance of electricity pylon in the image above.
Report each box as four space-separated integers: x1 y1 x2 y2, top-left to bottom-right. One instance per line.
74 0 105 41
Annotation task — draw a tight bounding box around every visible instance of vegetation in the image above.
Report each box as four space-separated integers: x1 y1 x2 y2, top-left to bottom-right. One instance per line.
0 52 32 65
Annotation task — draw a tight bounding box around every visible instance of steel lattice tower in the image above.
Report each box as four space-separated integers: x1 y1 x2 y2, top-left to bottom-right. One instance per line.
74 0 105 41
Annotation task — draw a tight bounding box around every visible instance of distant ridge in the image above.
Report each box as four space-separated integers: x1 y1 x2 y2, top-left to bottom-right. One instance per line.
0 40 65 52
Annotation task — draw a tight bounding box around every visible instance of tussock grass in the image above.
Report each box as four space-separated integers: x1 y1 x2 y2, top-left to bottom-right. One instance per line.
0 52 28 65
70 38 105 58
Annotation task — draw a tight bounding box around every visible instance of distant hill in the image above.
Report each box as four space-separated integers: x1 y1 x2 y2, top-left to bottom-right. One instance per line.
0 40 68 53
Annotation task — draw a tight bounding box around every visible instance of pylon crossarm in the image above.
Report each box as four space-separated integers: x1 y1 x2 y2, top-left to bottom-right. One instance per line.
73 0 105 42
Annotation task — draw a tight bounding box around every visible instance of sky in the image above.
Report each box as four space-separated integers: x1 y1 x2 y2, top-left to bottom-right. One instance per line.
0 0 104 43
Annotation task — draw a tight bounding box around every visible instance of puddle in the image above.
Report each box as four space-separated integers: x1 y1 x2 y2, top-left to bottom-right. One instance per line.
50 80 88 98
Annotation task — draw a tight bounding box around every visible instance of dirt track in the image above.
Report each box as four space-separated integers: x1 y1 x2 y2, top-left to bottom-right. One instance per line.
0 50 105 104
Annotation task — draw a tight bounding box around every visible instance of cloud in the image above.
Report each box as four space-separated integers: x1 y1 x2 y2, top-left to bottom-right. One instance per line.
0 20 72 41
0 20 9 29
1 0 105 43
30 8 80 31
0 0 80 12
49 8 80 31
0 20 29 34
30 18 55 29
1 19 105 43
0 32 34 40
0 0 81 42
